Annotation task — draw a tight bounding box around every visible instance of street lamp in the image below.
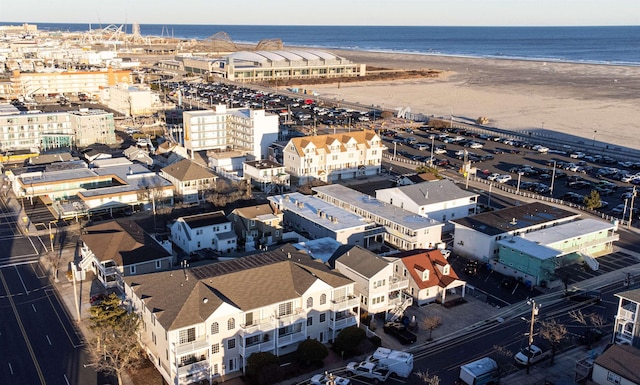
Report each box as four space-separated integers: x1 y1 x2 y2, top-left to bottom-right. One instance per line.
593 130 597 146
628 186 637 229
429 136 434 168
393 141 397 159
550 161 557 196
526 299 541 375
516 172 524 194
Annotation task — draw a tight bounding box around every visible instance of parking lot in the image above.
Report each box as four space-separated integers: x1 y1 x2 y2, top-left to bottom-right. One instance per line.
381 125 640 227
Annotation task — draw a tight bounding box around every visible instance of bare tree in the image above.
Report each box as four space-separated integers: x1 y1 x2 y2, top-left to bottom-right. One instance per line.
539 319 567 365
491 344 513 380
570 310 607 348
415 369 441 385
422 316 442 341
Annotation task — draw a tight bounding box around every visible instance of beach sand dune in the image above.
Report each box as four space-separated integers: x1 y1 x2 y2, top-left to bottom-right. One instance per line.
301 49 640 151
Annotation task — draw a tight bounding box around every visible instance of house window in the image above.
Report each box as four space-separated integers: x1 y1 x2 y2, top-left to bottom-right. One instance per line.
443 265 450 275
179 327 196 344
211 343 220 354
250 220 256 227
319 313 326 322
306 297 313 308
278 302 293 317
130 265 136 274
213 364 219 375
320 294 326 305
422 270 430 281
211 322 219 334
228 318 235 330
155 260 162 269
227 338 236 350
307 317 313 326
275 230 280 237
607 372 621 384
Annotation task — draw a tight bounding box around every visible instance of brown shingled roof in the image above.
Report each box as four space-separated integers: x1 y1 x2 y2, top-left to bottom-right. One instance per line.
124 246 353 330
289 130 379 157
82 219 171 266
161 159 217 181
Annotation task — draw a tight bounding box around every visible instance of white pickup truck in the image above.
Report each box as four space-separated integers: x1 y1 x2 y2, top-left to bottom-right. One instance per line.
514 344 551 366
347 361 390 384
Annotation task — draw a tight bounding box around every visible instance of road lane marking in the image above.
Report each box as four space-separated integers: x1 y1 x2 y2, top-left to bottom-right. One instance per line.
32 303 37 312
45 289 84 348
46 335 52 345
0 270 46 385
15 265 29 295
8 362 13 375
64 374 70 385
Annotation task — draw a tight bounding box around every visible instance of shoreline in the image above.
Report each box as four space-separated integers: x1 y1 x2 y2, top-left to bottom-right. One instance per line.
286 47 640 151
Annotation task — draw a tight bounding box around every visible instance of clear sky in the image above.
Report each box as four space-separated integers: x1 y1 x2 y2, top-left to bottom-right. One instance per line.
2 0 639 26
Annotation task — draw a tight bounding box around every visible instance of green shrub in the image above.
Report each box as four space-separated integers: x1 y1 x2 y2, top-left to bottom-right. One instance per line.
296 339 328 367
333 326 366 357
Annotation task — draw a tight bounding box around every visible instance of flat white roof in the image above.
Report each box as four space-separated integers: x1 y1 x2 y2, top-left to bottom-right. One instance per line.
269 193 368 232
497 236 559 260
524 218 614 245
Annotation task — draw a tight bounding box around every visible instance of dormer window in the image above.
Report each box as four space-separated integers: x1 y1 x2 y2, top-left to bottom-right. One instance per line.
443 265 450 275
422 270 430 281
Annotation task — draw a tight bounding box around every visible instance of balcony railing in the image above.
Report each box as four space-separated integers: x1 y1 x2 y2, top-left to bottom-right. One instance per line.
330 315 358 330
177 360 209 378
241 340 276 357
561 234 621 254
277 331 306 346
388 276 409 291
618 308 636 322
276 311 305 327
330 296 359 312
175 338 210 356
239 318 275 336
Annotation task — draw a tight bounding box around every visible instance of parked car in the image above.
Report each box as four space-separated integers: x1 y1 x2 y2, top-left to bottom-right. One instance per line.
496 174 512 184
564 289 602 303
383 322 417 345
577 328 604 346
310 373 351 385
514 344 551 366
487 173 501 181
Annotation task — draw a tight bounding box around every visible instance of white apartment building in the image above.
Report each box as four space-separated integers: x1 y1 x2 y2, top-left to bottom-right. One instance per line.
0 104 116 152
243 159 289 194
375 180 479 232
283 130 384 185
100 83 162 117
169 211 238 254
613 288 640 348
123 247 359 385
313 184 444 251
182 104 278 161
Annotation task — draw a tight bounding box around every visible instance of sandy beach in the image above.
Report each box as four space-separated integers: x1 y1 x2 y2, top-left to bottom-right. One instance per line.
299 49 640 151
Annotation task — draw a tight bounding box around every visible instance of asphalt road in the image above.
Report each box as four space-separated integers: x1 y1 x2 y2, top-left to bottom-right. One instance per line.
0 263 95 385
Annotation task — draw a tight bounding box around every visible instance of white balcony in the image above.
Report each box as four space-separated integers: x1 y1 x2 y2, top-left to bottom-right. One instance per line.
618 308 637 322
330 296 359 312
241 340 276 357
175 338 210 356
389 276 409 291
177 360 209 378
330 315 358 330
277 331 306 347
239 318 275 337
276 311 306 327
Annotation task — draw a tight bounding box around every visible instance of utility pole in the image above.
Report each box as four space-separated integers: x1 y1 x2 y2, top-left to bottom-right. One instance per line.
526 299 541 375
628 186 637 229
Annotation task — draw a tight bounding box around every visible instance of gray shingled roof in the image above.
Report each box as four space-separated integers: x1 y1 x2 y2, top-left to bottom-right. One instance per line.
181 211 229 229
335 246 390 279
595 344 640 383
450 202 579 236
384 180 478 205
125 246 353 330
616 288 640 303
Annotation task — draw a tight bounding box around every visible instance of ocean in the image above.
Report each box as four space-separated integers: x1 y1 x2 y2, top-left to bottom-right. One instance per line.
3 23 640 66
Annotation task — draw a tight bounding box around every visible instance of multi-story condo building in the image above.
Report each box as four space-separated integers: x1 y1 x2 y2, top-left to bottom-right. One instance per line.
283 130 384 185
7 68 131 99
100 83 162 117
182 104 278 161
613 288 640 348
123 246 359 385
0 104 116 152
313 184 444 250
